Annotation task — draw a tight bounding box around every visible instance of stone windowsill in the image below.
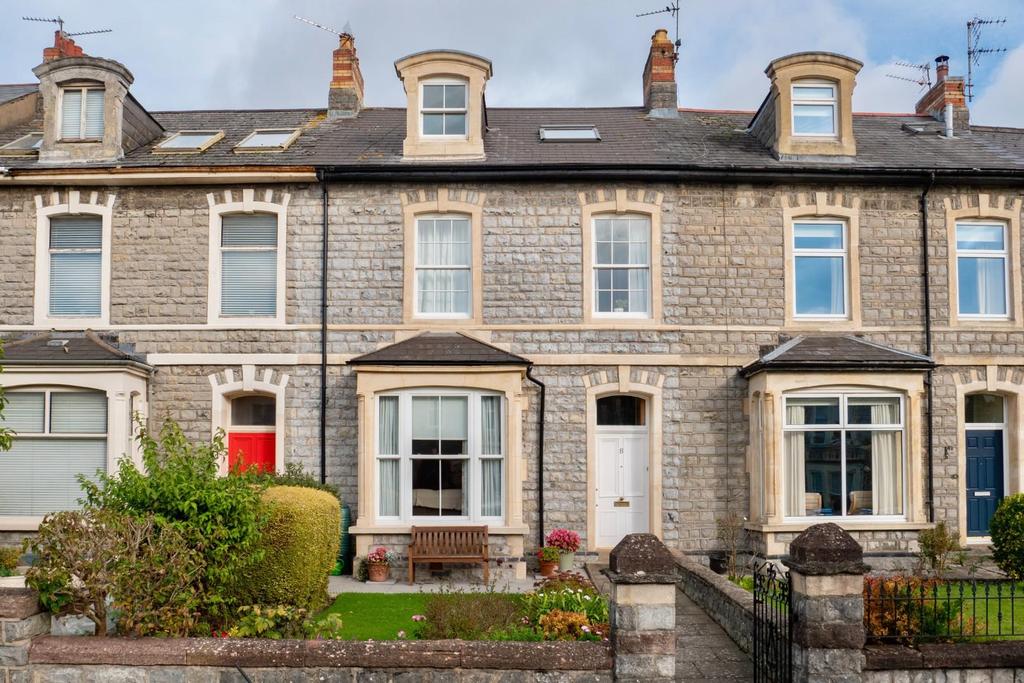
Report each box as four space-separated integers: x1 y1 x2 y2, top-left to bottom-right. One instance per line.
747 521 934 534
29 636 613 671
349 524 529 536
865 642 1024 670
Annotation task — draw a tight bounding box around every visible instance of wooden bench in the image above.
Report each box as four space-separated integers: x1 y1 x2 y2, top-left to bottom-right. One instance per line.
407 525 489 585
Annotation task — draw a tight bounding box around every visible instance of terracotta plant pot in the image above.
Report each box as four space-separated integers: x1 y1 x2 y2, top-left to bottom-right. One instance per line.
367 563 390 582
539 560 558 578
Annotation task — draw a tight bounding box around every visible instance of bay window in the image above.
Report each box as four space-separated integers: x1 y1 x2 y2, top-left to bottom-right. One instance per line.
0 389 107 516
376 390 504 522
956 222 1009 318
783 393 904 519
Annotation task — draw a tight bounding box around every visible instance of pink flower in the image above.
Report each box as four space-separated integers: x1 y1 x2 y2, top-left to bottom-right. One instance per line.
411 614 426 622
397 630 407 639
545 528 581 553
581 625 591 633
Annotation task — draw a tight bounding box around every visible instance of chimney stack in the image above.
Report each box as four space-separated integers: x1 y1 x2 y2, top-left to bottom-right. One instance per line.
915 55 969 132
42 31 84 62
328 33 364 119
643 29 678 118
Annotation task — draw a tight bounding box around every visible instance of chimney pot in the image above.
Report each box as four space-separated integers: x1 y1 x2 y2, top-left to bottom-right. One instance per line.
916 55 968 131
328 33 364 119
643 28 678 118
935 55 949 82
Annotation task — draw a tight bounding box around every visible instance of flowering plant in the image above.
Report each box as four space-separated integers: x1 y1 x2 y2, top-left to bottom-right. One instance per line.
537 546 560 562
545 528 580 554
366 547 398 566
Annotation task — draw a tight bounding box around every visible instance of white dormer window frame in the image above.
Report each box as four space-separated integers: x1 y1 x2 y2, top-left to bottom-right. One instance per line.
0 132 44 155
58 85 105 141
791 79 838 138
233 128 301 153
154 130 225 154
419 79 468 139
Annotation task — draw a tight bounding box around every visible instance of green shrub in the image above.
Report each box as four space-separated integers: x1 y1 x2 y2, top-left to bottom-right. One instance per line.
991 494 1024 579
416 589 524 640
916 521 964 576
255 462 341 500
24 510 206 637
241 485 340 610
227 604 345 639
79 419 268 624
0 546 19 577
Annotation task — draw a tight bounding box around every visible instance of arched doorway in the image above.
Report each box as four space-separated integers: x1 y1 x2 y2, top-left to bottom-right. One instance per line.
594 394 650 548
964 393 1007 537
227 393 277 474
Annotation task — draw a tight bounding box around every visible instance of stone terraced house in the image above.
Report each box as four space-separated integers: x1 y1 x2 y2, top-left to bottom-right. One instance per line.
1 27 1024 578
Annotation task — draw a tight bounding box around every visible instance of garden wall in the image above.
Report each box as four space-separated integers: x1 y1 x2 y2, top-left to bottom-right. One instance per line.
671 550 754 654
864 643 1024 682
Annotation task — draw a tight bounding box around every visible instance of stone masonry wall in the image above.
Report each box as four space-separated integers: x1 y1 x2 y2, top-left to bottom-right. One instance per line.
3 180 1024 557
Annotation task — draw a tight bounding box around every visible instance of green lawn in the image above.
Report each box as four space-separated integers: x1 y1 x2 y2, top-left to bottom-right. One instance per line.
319 593 429 640
934 582 1024 640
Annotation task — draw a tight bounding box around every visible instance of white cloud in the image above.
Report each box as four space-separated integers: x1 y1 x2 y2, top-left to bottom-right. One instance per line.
971 44 1024 127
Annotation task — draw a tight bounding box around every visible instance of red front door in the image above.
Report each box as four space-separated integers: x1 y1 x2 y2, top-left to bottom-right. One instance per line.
227 432 276 474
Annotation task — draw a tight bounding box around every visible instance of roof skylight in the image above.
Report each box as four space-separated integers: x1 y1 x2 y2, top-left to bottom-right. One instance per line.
154 130 224 153
0 132 43 153
538 125 601 142
234 128 301 152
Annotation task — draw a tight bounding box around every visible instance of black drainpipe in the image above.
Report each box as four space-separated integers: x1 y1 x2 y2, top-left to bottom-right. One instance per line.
318 171 329 484
921 172 935 521
525 366 546 549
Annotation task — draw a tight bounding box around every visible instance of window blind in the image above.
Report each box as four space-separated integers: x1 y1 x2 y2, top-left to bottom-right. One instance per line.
84 89 104 138
50 392 107 433
49 216 103 317
0 393 44 433
60 89 82 138
221 214 278 317
0 438 105 515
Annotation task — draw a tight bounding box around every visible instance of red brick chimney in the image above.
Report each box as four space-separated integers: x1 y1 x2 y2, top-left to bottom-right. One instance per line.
42 31 84 62
643 29 678 118
328 33 364 119
915 55 969 131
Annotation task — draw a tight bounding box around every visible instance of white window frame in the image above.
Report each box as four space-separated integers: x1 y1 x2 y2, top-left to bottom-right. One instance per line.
782 391 907 523
233 128 301 153
419 79 469 139
0 132 44 154
792 219 849 320
0 368 147 531
791 80 838 137
153 130 225 154
955 220 1011 320
58 86 104 141
206 190 289 326
413 213 473 320
374 388 505 525
591 214 652 319
34 192 114 327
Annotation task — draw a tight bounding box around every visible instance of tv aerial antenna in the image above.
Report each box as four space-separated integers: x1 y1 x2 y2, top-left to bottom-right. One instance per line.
635 1 681 60
22 16 112 39
885 60 932 91
293 15 352 39
966 16 1007 102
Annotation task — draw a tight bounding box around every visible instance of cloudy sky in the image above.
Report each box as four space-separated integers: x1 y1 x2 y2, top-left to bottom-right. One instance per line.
2 0 1022 126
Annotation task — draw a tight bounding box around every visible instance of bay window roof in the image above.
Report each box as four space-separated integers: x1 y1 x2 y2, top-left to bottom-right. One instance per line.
739 335 934 377
348 332 529 367
0 330 150 370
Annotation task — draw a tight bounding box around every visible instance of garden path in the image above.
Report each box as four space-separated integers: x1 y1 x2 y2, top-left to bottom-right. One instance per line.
675 589 754 682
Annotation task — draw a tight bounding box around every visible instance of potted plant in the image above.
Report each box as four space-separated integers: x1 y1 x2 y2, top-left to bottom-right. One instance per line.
546 528 581 571
537 546 560 577
366 546 397 582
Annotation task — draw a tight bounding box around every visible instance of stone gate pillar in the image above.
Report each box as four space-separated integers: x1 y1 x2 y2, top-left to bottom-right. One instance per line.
783 523 869 683
603 533 678 682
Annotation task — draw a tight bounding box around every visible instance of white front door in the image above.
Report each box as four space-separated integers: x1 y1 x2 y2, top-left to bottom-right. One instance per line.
595 430 649 548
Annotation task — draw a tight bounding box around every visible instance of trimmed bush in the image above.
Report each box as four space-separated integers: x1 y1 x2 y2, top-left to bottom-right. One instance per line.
991 493 1024 579
244 485 340 610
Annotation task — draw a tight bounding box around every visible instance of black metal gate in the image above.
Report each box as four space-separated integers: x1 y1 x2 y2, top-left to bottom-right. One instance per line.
753 562 793 683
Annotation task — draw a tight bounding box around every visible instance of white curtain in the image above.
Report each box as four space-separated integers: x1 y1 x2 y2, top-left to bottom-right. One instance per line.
379 396 398 455
481 460 502 517
481 396 501 454
784 405 807 517
481 396 503 517
379 459 400 517
828 257 845 315
870 401 903 515
378 396 400 517
977 258 1007 316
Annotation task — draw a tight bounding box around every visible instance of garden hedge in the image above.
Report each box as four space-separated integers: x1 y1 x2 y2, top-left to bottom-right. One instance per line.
244 485 341 610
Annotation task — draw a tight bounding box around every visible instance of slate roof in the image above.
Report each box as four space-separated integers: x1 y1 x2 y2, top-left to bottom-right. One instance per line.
1 330 150 369
2 101 1024 173
348 332 529 366
0 84 36 106
738 335 935 377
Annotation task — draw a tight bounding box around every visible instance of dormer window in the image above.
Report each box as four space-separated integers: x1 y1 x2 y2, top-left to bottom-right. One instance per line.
60 86 104 140
1 132 44 153
421 80 467 137
792 81 837 136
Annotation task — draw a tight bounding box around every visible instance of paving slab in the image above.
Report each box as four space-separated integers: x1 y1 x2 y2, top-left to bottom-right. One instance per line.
676 589 754 682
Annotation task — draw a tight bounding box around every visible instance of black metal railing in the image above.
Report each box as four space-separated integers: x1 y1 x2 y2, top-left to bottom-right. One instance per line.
864 576 1024 643
753 562 793 683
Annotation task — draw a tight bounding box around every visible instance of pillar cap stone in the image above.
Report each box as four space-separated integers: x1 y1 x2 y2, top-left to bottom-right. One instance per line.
782 523 870 576
603 533 678 584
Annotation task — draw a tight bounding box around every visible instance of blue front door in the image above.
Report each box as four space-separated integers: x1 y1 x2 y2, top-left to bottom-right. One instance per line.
966 429 1004 536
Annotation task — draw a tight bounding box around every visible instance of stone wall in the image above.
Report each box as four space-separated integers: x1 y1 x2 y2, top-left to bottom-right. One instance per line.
672 551 754 654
